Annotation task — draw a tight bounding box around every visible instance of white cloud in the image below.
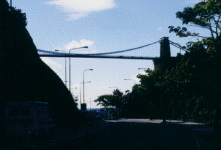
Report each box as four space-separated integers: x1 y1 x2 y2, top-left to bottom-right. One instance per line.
185 0 202 4
66 13 88 21
157 27 163 31
45 0 116 20
64 39 94 51
131 71 148 84
41 58 62 73
131 75 140 84
53 39 97 57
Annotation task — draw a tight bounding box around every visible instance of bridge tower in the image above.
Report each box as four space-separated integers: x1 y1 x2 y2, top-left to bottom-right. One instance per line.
160 37 171 58
153 37 172 69
153 37 172 123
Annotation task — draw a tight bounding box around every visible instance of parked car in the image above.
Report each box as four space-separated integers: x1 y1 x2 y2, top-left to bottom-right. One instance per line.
76 115 94 127
95 115 103 120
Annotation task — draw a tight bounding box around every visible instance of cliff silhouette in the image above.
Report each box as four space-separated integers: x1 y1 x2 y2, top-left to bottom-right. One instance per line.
0 0 80 128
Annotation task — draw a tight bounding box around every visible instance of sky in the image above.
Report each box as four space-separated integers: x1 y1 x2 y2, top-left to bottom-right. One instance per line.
11 0 205 109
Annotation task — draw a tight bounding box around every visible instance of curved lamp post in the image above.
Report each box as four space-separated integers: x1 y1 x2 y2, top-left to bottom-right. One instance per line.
69 46 88 93
83 69 93 104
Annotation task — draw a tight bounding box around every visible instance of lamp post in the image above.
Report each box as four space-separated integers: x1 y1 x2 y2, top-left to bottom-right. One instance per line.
124 79 135 84
109 86 118 89
80 81 91 110
138 68 148 70
55 50 67 87
124 79 136 93
83 69 93 104
69 46 88 93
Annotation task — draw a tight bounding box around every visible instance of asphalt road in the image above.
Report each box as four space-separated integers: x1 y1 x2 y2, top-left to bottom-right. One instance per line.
50 119 217 150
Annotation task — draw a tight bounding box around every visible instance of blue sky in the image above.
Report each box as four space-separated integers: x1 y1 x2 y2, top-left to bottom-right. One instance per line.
11 0 204 109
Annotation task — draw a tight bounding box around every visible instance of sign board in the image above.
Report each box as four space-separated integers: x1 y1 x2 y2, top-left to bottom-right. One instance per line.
81 103 86 111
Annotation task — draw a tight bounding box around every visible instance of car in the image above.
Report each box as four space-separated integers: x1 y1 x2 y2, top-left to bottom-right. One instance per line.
95 115 103 120
76 116 94 127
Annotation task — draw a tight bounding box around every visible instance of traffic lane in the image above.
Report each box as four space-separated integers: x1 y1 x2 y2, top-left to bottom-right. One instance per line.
50 121 212 150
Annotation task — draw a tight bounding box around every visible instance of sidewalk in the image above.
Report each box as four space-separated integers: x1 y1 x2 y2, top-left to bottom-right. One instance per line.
167 120 221 149
114 118 221 149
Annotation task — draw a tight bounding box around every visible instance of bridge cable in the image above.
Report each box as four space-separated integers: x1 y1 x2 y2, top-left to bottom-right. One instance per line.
38 40 161 56
169 40 189 52
81 40 160 56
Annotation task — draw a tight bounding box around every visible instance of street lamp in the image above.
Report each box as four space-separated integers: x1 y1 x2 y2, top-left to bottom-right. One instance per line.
69 46 88 93
83 69 93 104
109 86 118 88
55 50 67 87
80 81 91 110
124 79 135 84
138 68 148 70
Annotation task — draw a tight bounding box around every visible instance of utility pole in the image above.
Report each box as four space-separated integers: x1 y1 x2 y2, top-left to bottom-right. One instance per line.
10 0 12 7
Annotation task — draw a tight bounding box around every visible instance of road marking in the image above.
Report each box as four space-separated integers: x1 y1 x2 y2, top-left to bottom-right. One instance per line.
193 136 201 150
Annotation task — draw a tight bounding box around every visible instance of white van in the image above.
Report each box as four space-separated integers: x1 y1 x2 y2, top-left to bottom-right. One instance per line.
6 101 54 138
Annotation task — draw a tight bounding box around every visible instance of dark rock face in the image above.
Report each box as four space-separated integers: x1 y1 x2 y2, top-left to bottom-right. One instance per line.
0 0 80 128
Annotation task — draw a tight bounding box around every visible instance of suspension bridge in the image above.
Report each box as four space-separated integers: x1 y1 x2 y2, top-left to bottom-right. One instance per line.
38 37 187 60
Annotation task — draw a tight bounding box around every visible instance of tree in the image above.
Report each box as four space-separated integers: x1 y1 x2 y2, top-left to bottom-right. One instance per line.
94 95 114 107
169 0 221 136
94 89 124 109
136 68 163 119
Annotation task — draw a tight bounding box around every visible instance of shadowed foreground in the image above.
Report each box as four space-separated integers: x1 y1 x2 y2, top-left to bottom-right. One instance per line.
46 120 217 150
0 0 80 131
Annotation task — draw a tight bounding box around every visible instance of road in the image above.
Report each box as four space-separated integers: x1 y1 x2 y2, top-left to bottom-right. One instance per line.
48 119 217 150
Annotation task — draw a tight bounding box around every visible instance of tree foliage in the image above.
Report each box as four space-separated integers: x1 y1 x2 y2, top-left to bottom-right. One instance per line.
94 89 124 109
1 0 27 28
169 0 221 38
